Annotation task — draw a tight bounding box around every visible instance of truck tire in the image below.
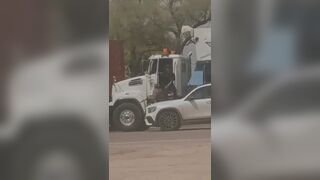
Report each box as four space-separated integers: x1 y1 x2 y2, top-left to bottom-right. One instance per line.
11 126 106 180
157 110 181 131
112 102 145 131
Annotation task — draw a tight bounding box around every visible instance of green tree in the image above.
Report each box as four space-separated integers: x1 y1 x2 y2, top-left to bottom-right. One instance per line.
110 0 210 76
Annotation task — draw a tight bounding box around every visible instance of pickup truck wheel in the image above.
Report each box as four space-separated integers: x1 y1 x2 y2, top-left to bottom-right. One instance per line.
158 110 181 131
113 103 144 131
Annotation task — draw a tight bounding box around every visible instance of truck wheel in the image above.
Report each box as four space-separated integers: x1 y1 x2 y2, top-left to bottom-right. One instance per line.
157 110 181 131
11 127 106 180
113 102 145 131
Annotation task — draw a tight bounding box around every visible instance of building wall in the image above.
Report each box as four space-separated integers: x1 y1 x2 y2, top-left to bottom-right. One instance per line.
109 40 125 97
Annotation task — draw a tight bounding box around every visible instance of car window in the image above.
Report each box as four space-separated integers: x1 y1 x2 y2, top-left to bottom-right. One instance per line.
188 86 211 100
252 80 320 117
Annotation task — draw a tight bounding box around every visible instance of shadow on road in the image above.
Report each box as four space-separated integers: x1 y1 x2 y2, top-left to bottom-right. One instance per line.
179 127 211 131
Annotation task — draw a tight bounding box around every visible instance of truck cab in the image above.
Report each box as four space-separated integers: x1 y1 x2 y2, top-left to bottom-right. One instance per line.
110 52 191 131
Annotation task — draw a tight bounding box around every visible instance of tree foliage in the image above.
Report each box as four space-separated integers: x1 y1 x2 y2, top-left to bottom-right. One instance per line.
110 0 210 76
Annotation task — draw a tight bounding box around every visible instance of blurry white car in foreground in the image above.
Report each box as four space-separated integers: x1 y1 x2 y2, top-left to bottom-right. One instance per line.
145 84 211 131
0 42 108 180
213 67 320 180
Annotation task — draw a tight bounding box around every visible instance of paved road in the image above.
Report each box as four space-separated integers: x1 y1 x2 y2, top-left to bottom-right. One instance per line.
109 124 211 180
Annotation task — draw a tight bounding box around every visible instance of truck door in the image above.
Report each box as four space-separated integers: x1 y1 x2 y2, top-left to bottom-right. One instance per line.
173 57 191 96
146 59 158 97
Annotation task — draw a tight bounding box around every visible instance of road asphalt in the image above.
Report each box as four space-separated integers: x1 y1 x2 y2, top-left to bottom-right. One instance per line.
109 124 211 180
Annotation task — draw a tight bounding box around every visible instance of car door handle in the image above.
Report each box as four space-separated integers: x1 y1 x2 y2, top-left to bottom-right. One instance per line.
206 100 211 104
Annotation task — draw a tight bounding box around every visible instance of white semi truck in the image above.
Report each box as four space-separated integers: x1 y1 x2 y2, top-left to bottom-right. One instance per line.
183 22 211 87
110 51 192 131
110 22 212 132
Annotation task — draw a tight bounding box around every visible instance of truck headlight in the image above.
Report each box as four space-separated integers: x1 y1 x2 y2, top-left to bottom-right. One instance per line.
148 106 157 113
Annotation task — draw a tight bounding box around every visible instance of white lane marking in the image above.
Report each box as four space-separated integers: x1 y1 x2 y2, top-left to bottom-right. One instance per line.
110 138 210 145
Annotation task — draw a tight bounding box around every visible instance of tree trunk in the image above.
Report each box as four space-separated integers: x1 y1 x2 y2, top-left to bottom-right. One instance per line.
129 46 139 76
